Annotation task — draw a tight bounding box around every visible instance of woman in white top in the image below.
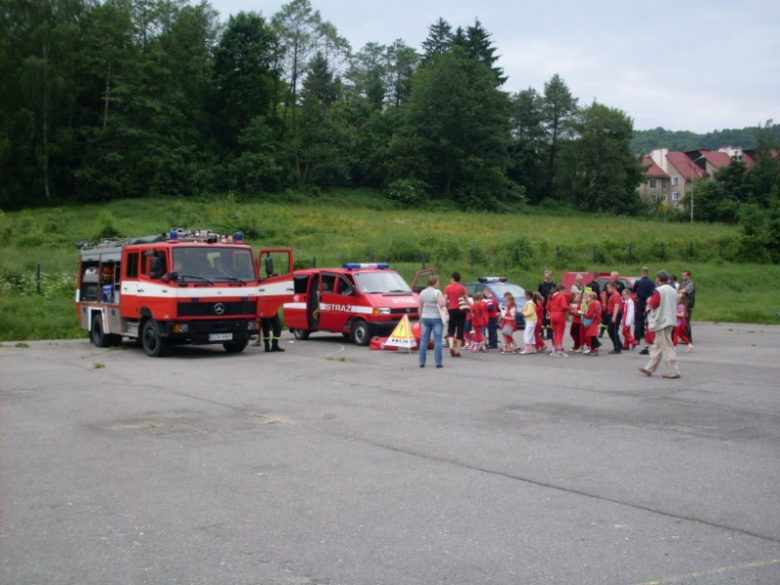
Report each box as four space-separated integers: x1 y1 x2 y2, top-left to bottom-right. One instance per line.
418 274 447 368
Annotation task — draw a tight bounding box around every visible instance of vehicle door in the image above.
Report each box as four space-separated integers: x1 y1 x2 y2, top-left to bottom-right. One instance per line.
257 248 295 318
317 273 345 333
119 249 142 319
411 268 436 293
284 273 313 331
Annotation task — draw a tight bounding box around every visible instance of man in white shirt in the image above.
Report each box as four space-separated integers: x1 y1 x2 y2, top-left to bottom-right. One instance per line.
638 270 680 379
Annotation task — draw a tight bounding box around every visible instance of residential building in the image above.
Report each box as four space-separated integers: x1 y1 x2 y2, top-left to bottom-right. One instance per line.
640 147 750 208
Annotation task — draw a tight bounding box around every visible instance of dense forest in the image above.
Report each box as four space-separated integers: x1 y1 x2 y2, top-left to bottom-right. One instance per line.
632 124 780 154
1 0 778 223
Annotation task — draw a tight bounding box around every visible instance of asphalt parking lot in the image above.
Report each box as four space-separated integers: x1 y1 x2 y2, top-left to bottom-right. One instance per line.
1 322 779 585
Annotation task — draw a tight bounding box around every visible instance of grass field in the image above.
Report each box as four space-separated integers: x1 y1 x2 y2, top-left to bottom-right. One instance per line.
1 192 778 341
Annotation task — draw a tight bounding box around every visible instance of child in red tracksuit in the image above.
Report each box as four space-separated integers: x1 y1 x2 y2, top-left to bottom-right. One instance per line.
673 293 693 351
581 292 602 355
500 293 519 354
469 292 488 353
621 289 638 350
533 291 547 352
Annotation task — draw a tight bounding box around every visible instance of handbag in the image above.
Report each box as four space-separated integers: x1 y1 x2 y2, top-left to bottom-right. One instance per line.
582 316 594 327
501 324 514 337
458 294 471 312
436 290 449 325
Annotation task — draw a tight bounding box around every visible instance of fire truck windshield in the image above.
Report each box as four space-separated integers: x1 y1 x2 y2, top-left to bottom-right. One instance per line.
354 271 411 294
172 247 256 283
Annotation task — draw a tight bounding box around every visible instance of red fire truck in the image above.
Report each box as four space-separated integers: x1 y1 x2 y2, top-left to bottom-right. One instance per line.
283 263 433 346
76 229 264 357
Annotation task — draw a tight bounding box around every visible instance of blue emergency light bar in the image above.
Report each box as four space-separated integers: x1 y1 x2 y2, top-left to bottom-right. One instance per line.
478 276 507 283
343 263 390 270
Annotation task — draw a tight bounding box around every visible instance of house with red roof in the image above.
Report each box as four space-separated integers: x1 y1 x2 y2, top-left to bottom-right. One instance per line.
638 155 670 204
640 147 753 209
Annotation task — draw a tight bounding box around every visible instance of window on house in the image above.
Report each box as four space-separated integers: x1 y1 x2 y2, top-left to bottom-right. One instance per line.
672 177 679 186
662 180 669 188
672 191 680 201
649 179 657 188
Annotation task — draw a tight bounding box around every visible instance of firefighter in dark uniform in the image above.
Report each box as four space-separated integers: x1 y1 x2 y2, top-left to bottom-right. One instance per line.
255 253 286 352
537 270 556 340
260 313 285 352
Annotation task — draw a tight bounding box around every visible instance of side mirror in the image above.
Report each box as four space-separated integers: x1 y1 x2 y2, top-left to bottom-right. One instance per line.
264 255 274 278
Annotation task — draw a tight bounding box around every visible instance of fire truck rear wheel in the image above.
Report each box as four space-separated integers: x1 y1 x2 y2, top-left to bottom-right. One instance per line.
91 318 120 348
223 341 247 354
352 320 370 346
141 319 168 358
292 328 310 340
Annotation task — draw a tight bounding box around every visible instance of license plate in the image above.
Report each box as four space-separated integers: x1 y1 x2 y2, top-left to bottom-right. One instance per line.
209 333 233 341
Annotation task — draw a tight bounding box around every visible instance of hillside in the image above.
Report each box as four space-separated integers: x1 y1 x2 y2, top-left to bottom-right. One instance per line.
1 195 778 341
632 123 780 154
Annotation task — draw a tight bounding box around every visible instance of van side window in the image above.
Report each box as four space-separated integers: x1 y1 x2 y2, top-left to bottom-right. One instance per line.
321 274 337 294
337 276 355 295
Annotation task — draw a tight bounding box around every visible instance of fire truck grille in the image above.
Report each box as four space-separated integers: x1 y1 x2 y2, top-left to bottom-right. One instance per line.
390 308 417 315
177 301 256 317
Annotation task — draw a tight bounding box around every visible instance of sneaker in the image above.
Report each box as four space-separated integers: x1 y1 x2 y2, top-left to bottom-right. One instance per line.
581 347 591 355
559 352 569 358
686 344 693 352
550 351 561 358
482 346 488 353
639 347 650 355
588 350 599 356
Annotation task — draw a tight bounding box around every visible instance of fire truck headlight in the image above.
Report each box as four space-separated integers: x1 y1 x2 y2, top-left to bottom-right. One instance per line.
248 321 258 331
373 307 391 315
173 323 190 334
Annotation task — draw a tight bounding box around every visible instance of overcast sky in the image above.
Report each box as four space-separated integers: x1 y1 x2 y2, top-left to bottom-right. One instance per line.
207 0 779 133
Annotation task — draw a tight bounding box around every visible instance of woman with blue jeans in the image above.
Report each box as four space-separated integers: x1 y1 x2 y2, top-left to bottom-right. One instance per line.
418 274 446 368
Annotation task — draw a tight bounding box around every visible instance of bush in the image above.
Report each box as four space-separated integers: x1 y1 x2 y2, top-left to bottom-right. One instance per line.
385 179 429 207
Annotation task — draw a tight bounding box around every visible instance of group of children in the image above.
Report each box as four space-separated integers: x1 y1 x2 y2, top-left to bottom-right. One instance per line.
459 286 693 357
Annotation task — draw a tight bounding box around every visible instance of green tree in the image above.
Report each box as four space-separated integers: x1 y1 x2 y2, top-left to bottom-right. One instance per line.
421 17 452 60
391 50 512 209
385 39 418 110
77 0 220 200
508 88 546 203
211 12 281 151
0 0 85 206
570 101 643 214
542 73 578 201
451 18 505 86
272 0 348 183
346 42 387 111
296 51 350 187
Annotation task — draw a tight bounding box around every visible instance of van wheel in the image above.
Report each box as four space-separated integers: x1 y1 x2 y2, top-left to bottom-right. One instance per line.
292 328 310 340
223 341 247 354
141 319 168 358
352 320 370 346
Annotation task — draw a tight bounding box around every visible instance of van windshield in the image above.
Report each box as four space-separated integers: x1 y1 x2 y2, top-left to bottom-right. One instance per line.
171 247 256 283
354 271 412 294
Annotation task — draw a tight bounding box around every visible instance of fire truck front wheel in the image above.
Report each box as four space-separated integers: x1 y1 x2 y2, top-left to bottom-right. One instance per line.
352 319 370 346
141 319 168 358
223 341 247 354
